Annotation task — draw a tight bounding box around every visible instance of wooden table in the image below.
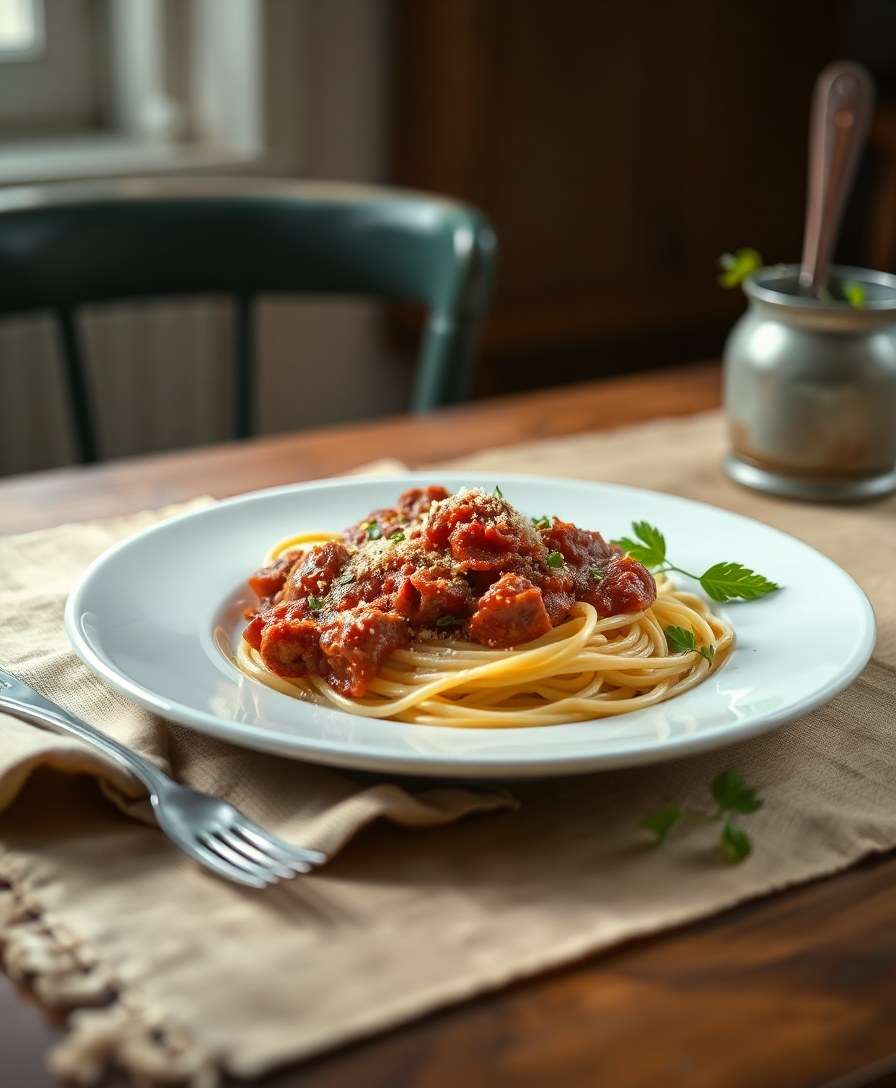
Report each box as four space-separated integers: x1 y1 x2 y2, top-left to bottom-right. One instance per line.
3 362 895 1088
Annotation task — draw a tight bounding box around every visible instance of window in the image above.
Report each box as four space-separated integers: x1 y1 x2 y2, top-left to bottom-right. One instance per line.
0 0 44 58
0 0 301 184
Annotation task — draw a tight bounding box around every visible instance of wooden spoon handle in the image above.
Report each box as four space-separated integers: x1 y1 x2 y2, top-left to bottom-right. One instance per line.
799 61 875 293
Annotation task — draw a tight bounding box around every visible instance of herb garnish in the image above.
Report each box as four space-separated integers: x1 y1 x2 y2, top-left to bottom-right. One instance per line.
435 615 462 628
308 595 324 612
717 248 763 288
664 624 715 664
640 770 763 863
493 485 504 498
639 806 681 846
717 247 866 308
844 279 866 308
389 530 406 543
365 521 382 541
545 550 565 569
531 515 551 530
338 571 355 585
588 566 604 582
612 521 780 603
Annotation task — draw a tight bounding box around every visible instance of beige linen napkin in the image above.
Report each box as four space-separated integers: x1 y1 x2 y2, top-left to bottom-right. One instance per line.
2 414 896 1086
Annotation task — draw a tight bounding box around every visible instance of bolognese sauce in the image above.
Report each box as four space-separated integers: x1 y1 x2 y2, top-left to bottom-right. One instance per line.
242 486 656 698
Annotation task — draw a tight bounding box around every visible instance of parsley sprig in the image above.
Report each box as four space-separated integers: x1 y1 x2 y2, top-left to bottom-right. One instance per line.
665 624 714 664
717 247 866 307
717 248 762 287
612 521 780 603
640 771 763 863
843 279 866 308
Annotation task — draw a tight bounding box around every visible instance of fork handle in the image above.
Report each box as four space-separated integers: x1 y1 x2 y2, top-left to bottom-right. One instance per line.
0 692 168 798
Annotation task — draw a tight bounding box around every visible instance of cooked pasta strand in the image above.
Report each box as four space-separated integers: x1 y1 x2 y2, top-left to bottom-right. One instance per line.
235 582 733 727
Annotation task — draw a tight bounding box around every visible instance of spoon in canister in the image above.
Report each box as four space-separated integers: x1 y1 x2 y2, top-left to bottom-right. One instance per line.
799 60 875 296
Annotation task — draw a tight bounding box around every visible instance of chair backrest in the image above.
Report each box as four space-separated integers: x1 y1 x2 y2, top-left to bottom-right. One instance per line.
0 178 496 463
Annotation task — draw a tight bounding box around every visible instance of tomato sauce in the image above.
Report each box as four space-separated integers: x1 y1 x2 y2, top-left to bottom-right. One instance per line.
243 486 656 697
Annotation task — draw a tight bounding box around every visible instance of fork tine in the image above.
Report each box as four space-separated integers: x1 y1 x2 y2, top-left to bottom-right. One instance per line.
230 818 326 868
217 829 302 879
198 833 280 886
189 840 271 889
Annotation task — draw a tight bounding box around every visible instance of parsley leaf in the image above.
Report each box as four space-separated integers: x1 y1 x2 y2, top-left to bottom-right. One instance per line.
493 485 504 498
844 279 866 308
711 771 763 815
665 626 714 663
664 625 696 654
717 248 763 288
640 770 762 863
640 806 682 845
338 571 355 585
613 521 666 567
365 521 382 541
588 565 604 582
699 562 780 603
720 820 752 862
546 550 565 569
531 515 551 530
389 530 406 543
435 615 462 629
307 595 324 611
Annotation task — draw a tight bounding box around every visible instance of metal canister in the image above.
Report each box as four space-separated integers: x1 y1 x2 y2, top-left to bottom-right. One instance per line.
723 264 896 501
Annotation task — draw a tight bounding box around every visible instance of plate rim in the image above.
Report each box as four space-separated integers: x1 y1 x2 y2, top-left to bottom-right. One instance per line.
64 472 877 778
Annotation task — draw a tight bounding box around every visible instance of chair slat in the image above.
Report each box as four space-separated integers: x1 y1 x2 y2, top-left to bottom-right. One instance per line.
234 293 254 440
55 308 99 464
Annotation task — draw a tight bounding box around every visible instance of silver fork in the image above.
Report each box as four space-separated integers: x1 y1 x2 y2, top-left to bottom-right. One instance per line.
0 668 326 888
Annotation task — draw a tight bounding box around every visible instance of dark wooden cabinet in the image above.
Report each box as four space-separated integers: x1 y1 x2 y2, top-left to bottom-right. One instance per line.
394 0 844 392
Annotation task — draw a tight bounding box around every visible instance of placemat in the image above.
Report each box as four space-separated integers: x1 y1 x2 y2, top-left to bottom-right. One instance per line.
1 411 895 1086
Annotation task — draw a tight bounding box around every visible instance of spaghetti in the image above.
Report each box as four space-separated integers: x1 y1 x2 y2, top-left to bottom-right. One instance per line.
235 488 733 728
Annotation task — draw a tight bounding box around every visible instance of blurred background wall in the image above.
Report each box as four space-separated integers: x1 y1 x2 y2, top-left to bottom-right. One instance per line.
1 0 895 475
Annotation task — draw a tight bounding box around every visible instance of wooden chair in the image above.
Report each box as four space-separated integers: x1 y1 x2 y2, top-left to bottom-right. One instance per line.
0 178 496 463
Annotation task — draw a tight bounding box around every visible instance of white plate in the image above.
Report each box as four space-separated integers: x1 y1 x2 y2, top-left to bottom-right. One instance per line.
65 474 875 779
